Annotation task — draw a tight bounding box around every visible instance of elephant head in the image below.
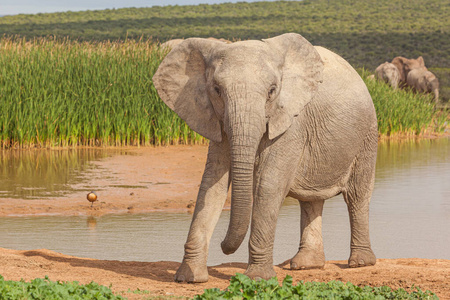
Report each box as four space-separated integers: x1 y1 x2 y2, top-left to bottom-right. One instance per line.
391 56 425 85
152 33 323 254
159 39 185 51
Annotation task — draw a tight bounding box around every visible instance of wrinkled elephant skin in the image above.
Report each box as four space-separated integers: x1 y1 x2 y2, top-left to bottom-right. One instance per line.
152 33 378 282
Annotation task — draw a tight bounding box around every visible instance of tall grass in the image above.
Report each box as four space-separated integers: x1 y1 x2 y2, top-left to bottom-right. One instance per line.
0 37 205 149
361 69 448 137
0 38 447 149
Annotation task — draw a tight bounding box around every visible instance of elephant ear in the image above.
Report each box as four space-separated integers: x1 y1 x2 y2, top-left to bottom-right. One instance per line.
417 56 425 67
391 56 407 82
263 33 323 140
152 38 222 142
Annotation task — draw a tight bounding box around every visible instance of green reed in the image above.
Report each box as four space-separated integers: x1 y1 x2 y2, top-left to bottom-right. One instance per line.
0 37 206 149
360 69 448 137
0 38 447 149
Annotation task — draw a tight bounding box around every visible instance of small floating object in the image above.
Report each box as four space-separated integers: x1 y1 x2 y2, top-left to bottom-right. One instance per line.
87 191 98 207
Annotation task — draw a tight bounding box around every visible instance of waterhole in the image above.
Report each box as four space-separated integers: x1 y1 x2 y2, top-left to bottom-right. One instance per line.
0 138 449 265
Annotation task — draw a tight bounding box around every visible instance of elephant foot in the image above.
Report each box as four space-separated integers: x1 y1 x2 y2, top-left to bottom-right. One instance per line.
174 261 208 283
244 263 276 281
348 248 376 268
290 248 325 270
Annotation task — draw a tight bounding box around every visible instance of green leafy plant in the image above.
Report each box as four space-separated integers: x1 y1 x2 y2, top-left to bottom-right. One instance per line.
0 275 124 299
194 273 438 300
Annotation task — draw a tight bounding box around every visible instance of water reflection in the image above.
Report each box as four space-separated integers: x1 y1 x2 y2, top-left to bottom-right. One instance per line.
87 216 97 230
370 138 450 260
0 149 110 199
0 138 449 264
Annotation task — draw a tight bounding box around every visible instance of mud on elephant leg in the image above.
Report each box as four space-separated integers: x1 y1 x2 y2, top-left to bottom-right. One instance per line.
291 200 325 270
343 128 378 268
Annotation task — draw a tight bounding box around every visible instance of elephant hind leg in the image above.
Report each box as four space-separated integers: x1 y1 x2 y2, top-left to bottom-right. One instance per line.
343 127 378 268
290 199 325 270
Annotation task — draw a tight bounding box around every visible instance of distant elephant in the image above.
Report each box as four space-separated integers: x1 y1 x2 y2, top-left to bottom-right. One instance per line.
153 33 378 282
407 67 439 103
207 37 232 44
375 62 400 89
391 56 425 87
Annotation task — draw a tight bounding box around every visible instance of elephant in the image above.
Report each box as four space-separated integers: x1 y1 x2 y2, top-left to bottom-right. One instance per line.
207 37 232 44
407 67 439 103
391 56 425 87
152 33 378 283
160 39 184 50
160 37 231 51
374 62 400 89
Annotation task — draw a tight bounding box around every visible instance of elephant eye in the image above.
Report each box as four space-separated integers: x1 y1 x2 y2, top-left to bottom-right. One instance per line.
214 85 221 96
268 86 277 100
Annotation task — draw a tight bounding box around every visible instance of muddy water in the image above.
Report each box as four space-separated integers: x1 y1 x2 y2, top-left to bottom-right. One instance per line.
0 138 449 265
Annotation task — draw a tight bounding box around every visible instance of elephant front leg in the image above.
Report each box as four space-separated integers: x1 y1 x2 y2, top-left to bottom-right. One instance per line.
174 141 230 283
290 200 325 270
245 190 280 280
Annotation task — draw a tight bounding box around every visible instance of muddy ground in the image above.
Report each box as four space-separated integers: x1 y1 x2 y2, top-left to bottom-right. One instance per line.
0 145 449 299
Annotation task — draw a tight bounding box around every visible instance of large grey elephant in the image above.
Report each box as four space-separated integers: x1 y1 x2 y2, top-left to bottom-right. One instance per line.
160 37 231 51
375 62 400 89
159 39 184 50
153 33 378 282
407 67 439 103
391 56 425 87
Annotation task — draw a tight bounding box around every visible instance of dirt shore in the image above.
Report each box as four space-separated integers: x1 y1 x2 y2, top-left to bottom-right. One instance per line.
0 248 448 299
0 145 449 298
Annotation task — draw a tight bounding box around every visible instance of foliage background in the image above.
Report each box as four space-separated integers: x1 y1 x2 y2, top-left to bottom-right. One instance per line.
1 0 449 102
0 0 448 148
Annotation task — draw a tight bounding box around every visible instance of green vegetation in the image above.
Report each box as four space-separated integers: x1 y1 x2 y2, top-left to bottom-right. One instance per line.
0 37 205 148
0 273 439 299
0 38 447 149
0 275 124 299
0 0 449 100
194 273 438 299
0 0 449 148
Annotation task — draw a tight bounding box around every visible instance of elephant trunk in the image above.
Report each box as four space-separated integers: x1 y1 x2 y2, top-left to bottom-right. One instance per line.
433 88 439 104
220 95 265 255
430 79 439 104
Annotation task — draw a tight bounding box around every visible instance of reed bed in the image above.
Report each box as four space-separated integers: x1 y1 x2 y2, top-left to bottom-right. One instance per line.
0 37 206 149
0 38 447 149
